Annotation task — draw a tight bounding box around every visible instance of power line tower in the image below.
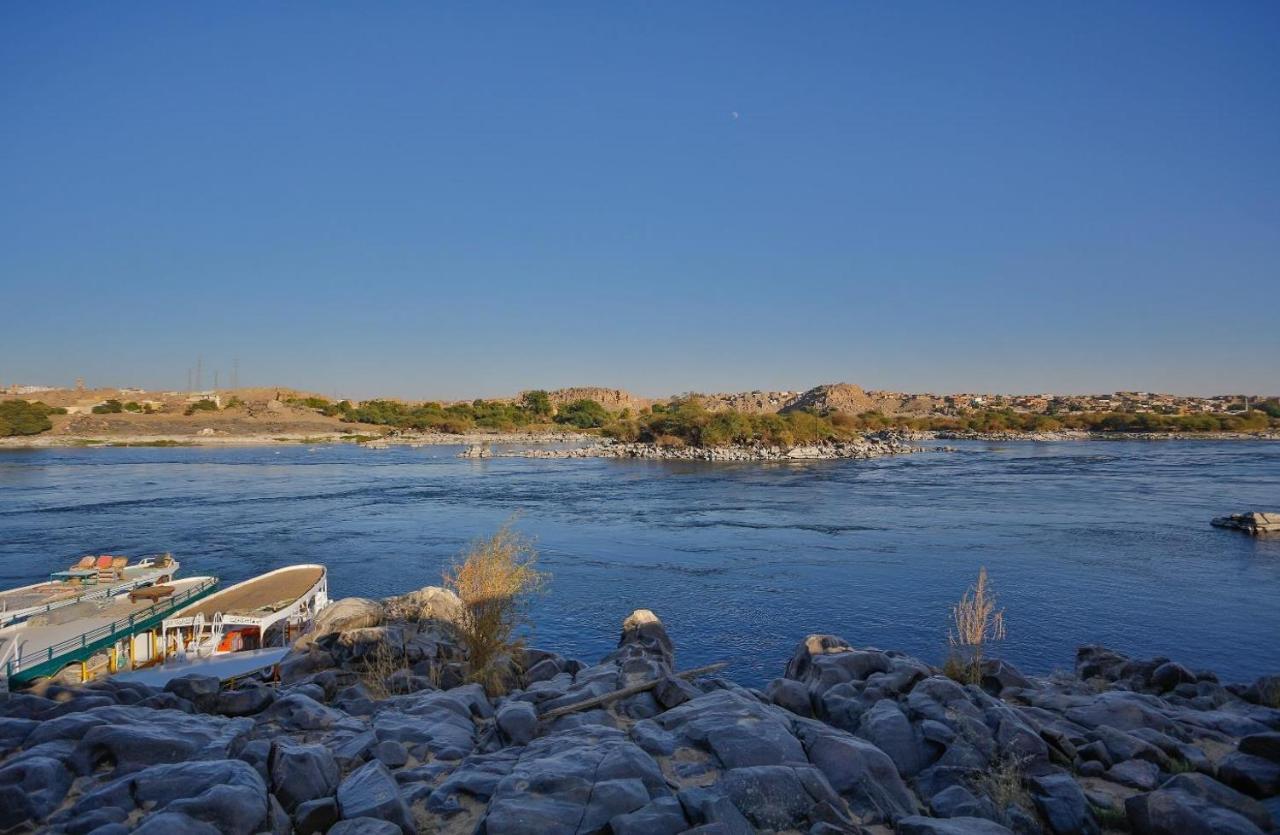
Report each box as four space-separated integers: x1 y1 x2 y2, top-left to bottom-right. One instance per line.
214 370 219 390
232 357 240 390
196 357 203 391
75 377 85 393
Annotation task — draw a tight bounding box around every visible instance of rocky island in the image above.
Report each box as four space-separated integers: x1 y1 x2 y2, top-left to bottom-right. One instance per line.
459 431 934 462
2 588 1277 834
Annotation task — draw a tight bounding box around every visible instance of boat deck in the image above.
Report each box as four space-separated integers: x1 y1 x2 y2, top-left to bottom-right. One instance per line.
111 646 290 687
0 560 178 624
1 576 217 683
173 565 324 620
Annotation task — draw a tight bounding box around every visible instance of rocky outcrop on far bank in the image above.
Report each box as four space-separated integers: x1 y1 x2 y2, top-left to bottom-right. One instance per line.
2 595 1278 834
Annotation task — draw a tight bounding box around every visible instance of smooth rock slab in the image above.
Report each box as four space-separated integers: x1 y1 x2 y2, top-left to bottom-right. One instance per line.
795 718 918 822
856 699 929 778
270 740 340 811
0 755 71 826
609 795 688 835
337 760 413 833
1126 773 1273 835
483 726 667 835
720 764 843 830
1029 772 1100 835
1107 759 1161 791
1218 751 1280 799
896 815 1014 834
497 699 538 746
68 759 271 835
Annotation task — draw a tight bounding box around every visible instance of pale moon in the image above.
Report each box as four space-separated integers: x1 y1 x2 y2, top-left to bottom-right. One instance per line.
731 111 740 120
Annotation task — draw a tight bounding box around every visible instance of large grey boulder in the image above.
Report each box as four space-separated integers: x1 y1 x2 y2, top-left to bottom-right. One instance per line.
311 597 385 637
164 674 222 712
795 718 917 822
1029 772 1099 835
497 699 538 746
0 755 72 826
337 760 413 833
293 797 340 834
1126 772 1273 834
65 759 271 835
609 795 688 835
897 815 1014 834
1218 750 1280 798
269 740 340 811
1240 732 1280 763
215 685 276 717
677 786 755 835
330 818 403 835
71 707 253 775
856 699 929 777
383 585 463 625
483 726 667 835
720 764 846 830
1107 759 1161 791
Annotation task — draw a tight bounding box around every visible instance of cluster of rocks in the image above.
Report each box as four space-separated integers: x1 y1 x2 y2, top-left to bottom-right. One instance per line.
2 592 1278 834
364 431 589 450
1212 512 1280 536
928 430 1280 443
473 432 932 462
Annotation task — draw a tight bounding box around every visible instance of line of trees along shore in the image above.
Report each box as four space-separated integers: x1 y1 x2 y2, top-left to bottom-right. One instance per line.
317 394 1280 446
4 393 1276 443
0 400 64 436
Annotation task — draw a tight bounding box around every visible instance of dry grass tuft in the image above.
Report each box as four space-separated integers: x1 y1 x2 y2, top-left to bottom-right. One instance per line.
973 752 1031 822
444 522 546 696
946 566 1006 685
360 640 411 700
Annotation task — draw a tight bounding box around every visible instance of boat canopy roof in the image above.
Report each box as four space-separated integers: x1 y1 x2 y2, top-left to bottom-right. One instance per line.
166 565 325 627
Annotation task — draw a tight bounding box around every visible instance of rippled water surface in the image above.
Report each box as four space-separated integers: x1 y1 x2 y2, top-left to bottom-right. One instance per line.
1 441 1277 685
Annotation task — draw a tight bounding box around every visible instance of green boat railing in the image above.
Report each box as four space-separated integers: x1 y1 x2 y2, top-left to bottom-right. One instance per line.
5 576 220 683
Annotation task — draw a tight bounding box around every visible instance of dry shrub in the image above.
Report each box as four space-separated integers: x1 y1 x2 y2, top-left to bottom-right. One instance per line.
443 523 545 695
972 753 1031 822
360 640 411 700
946 566 1006 685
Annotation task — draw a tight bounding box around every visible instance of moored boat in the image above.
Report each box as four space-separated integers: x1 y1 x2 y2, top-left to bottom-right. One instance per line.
158 564 329 662
1 574 218 688
0 553 180 628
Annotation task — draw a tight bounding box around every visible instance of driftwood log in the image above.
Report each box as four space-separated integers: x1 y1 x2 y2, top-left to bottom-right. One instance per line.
539 661 728 720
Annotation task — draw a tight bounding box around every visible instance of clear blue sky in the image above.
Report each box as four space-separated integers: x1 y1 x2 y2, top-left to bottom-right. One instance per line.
2 3 1277 399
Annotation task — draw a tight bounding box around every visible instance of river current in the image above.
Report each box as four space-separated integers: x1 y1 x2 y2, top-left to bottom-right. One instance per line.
1 440 1276 685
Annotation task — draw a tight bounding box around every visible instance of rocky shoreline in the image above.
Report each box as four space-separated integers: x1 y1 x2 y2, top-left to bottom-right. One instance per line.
924 429 1280 443
460 431 935 462
3 427 1275 451
3 588 1278 834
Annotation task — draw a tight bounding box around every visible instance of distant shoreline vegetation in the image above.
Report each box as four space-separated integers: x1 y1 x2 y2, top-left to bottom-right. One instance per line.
309 394 1280 447
3 393 1276 444
0 400 65 437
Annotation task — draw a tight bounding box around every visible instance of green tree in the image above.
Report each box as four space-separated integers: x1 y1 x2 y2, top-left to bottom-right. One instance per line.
92 399 124 414
521 390 553 418
554 399 610 429
0 400 55 436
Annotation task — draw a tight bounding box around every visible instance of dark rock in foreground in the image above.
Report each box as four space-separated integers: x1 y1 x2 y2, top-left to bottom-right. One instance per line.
1 590 1278 834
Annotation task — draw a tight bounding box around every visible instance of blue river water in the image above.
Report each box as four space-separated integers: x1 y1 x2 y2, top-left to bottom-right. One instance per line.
0 440 1277 686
